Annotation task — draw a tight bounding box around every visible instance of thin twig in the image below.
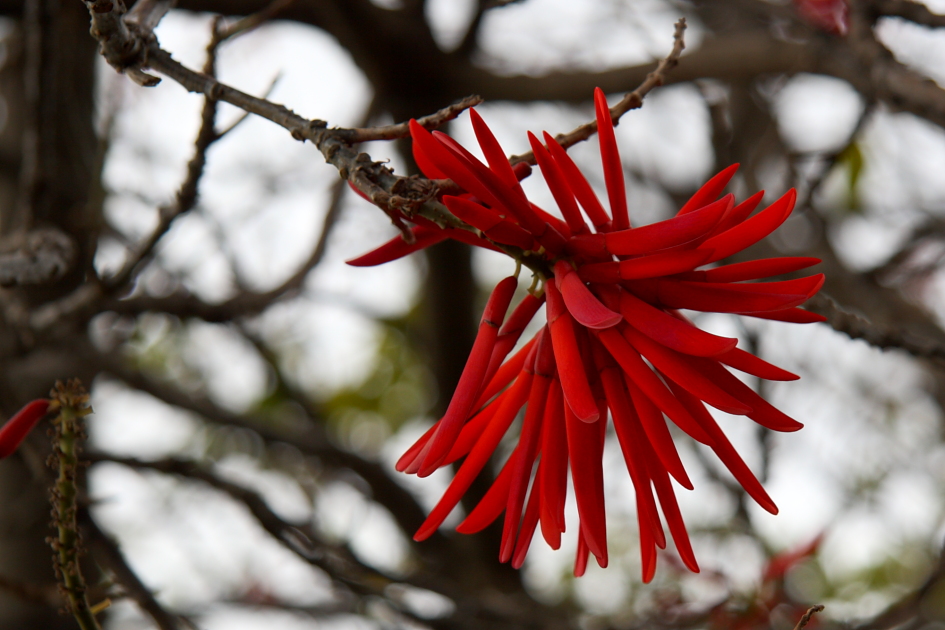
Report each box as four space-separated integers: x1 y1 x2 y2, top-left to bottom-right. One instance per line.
335 95 483 143
807 293 945 363
509 17 688 166
794 605 825 630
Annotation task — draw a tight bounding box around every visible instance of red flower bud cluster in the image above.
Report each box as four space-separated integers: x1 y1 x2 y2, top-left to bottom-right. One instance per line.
349 88 824 580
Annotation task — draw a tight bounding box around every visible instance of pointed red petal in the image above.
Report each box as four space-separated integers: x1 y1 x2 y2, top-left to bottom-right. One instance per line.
544 132 611 230
511 472 542 569
529 132 590 235
623 325 753 415
594 327 703 456
701 257 821 283
346 225 450 267
443 196 536 250
602 195 732 256
738 308 826 323
717 347 799 381
710 191 764 236
469 108 522 191
540 377 569 541
699 189 797 263
677 164 740 216
595 88 629 230
580 249 714 284
565 403 608 561
546 280 600 422
618 289 737 357
624 377 693 489
655 279 811 314
419 276 518 476
475 336 538 411
456 449 516 534
500 335 552 561
644 447 700 573
687 357 804 432
414 371 533 541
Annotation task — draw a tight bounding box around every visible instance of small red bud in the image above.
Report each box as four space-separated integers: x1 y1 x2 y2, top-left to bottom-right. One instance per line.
0 399 51 458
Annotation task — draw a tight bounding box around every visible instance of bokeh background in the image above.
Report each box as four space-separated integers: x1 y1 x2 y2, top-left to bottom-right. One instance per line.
3 0 945 629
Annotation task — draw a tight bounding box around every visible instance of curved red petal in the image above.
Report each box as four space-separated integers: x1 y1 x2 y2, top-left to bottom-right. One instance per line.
602 195 732 256
555 261 622 329
699 188 797 263
546 280 600 422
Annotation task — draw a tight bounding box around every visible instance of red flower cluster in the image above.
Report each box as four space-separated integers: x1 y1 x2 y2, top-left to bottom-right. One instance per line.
349 88 824 580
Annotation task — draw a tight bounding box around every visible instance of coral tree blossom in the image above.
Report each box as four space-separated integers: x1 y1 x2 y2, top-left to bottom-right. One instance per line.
348 88 824 580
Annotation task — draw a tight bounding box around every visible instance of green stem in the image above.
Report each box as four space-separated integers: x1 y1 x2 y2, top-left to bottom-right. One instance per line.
50 381 102 630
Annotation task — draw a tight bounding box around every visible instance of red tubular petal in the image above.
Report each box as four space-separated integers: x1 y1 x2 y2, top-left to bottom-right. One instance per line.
594 328 703 455
654 380 713 447
624 377 693 489
687 357 804 432
622 325 753 415
479 295 544 399
396 423 436 472
595 88 629 230
346 226 450 267
701 257 821 283
444 196 536 250
710 191 764 236
699 189 797 263
565 402 608 562
456 449 517 534
643 447 700 573
511 472 542 568
565 232 609 258
640 523 658 582
602 195 732 256
677 164 740 215
655 279 810 314
592 342 665 545
554 261 622 330
410 120 502 208
469 108 522 191
530 202 572 238
666 380 778 514
414 371 533 541
480 295 544 399
717 347 799 381
419 276 518 476
544 132 611 230
574 528 591 577
529 132 590 235
546 281 600 422
441 393 507 467
476 336 538 410
413 136 449 179
434 130 568 255
500 334 552 562
701 274 825 297
0 399 50 459
580 249 714 284
540 377 569 542
739 308 827 323
618 289 737 357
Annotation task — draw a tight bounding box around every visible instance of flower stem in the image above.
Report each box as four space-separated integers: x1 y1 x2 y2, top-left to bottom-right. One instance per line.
48 379 102 630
